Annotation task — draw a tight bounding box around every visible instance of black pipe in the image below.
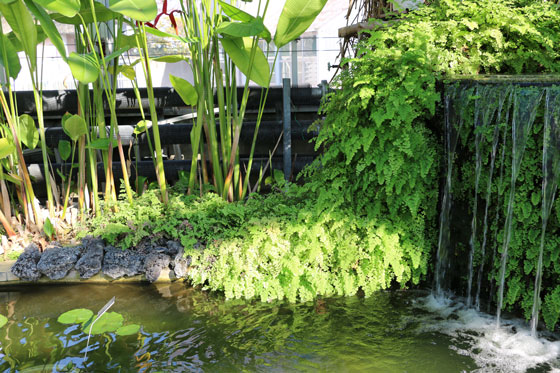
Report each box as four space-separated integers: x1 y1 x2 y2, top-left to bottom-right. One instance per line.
28 157 315 184
43 120 317 148
14 87 326 116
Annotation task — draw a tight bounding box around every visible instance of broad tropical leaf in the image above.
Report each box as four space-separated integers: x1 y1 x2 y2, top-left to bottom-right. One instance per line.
0 0 37 69
108 0 157 22
220 37 270 87
274 0 327 48
0 33 21 79
216 18 264 38
17 114 39 149
62 114 87 141
169 75 197 106
68 52 100 84
218 0 271 42
24 0 68 60
33 0 80 17
51 1 116 24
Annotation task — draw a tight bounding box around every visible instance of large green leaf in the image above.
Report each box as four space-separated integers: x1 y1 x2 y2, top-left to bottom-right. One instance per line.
220 37 270 87
33 0 80 17
17 114 39 149
108 0 156 22
169 75 197 106
218 0 271 42
0 0 37 69
7 27 47 52
0 315 7 328
25 0 68 60
0 138 15 159
0 33 21 79
115 64 136 80
216 18 264 38
274 0 327 48
62 114 87 141
51 1 117 24
68 52 99 84
58 140 71 161
82 311 123 335
58 308 94 324
115 324 140 336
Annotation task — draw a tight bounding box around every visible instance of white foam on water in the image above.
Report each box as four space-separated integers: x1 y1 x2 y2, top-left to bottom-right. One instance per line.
413 294 560 372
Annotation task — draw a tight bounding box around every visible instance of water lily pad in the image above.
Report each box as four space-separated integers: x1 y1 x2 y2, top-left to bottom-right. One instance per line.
115 324 140 336
0 315 7 328
57 308 93 324
82 311 123 335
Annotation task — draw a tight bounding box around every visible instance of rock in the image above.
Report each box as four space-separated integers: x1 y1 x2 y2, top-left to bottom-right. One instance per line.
171 251 191 279
37 245 80 280
102 246 144 279
165 240 183 256
75 236 105 279
11 244 42 281
144 252 170 283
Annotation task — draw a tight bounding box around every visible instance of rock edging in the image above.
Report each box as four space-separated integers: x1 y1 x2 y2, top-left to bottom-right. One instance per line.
6 237 193 284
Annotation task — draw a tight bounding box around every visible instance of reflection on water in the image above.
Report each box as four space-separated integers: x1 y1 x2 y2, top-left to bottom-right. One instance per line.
0 284 556 372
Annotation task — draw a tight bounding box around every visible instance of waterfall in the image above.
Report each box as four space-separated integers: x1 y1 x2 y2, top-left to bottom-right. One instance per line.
530 89 560 336
466 85 503 307
496 88 543 327
474 86 512 311
436 81 557 329
435 85 473 296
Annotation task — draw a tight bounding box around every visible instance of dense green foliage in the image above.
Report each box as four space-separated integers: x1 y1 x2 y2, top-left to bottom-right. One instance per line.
87 184 423 302
88 0 560 320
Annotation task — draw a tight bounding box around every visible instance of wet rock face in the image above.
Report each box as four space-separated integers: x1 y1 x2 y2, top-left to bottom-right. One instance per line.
11 244 42 281
37 245 81 280
144 252 171 283
75 236 105 279
102 246 144 279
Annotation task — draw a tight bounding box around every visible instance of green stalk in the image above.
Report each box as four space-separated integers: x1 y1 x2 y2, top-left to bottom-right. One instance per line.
0 91 41 228
137 24 167 203
29 76 54 218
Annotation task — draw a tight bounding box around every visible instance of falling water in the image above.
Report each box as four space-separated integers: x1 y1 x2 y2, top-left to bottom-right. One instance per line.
466 86 502 307
496 88 543 327
435 85 473 296
474 86 512 311
530 89 560 336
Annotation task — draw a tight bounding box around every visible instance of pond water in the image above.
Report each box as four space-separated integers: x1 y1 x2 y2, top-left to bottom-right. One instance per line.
0 284 558 372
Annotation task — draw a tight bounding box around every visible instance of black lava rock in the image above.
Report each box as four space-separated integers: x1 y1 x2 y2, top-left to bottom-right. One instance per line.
11 244 42 281
144 252 171 283
102 246 144 279
75 236 104 278
37 245 80 280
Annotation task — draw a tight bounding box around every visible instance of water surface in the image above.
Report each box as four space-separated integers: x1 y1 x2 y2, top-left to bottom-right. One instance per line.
0 284 557 372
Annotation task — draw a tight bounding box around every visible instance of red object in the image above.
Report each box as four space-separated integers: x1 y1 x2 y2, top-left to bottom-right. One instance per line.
144 0 182 35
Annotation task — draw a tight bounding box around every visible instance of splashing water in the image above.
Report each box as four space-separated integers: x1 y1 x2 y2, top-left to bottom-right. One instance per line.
415 294 560 373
